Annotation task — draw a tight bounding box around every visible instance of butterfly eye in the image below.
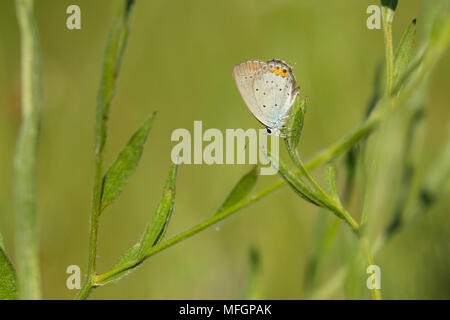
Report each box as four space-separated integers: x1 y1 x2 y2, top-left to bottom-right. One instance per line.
266 128 272 134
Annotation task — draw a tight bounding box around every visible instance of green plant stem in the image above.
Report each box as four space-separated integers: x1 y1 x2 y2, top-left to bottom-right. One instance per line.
382 3 395 94
13 0 42 300
78 11 450 299
75 180 281 298
311 129 450 299
92 120 385 289
78 0 135 299
384 25 394 93
291 151 359 234
78 52 442 296
305 114 380 170
95 184 278 286
362 238 381 300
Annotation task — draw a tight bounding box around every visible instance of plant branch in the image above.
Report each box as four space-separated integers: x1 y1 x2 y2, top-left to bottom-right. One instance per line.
91 44 446 286
94 181 278 285
311 128 450 299
290 150 359 234
13 0 42 300
79 3 450 298
77 0 135 300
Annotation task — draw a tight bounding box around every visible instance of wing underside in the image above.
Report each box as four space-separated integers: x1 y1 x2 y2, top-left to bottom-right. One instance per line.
232 60 269 127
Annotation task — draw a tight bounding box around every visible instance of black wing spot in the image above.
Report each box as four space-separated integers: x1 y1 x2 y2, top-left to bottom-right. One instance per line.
263 92 266 95
256 88 259 91
263 105 266 108
275 104 278 107
279 88 282 91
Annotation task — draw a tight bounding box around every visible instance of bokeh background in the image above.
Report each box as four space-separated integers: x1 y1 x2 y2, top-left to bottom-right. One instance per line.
0 0 449 299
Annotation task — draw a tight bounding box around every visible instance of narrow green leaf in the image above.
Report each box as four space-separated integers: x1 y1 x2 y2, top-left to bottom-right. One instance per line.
286 97 307 154
325 165 341 205
365 61 384 117
76 0 137 300
103 162 178 284
0 247 17 300
116 243 140 266
137 163 178 258
267 149 358 232
95 0 135 156
381 0 397 94
101 112 156 211
392 51 425 96
343 147 358 202
265 149 324 207
104 243 140 283
393 19 417 87
215 166 258 215
381 0 398 12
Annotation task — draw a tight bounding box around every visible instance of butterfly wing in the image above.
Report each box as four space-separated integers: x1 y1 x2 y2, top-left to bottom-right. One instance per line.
232 60 270 127
253 59 299 128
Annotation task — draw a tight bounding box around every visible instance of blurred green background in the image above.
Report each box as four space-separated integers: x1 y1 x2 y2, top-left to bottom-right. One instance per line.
0 0 449 299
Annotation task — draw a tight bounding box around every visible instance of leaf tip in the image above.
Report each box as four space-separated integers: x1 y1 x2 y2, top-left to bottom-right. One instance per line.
381 0 398 11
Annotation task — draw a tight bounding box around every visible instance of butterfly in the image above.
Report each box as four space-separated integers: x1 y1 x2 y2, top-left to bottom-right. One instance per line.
232 59 300 136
